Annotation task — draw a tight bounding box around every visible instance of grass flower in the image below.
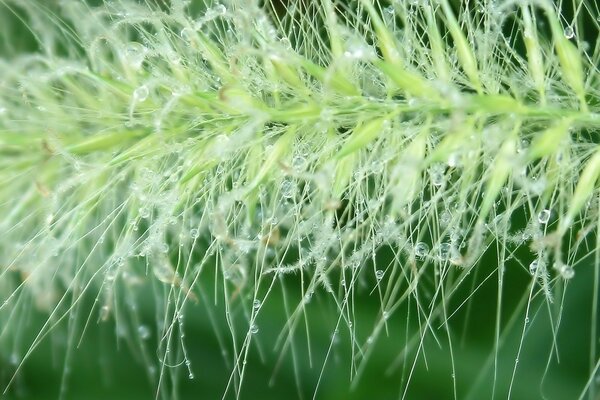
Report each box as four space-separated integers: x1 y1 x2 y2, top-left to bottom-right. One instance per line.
0 0 599 398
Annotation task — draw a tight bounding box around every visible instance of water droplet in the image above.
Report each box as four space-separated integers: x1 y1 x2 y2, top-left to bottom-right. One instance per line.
253 299 261 309
382 311 389 320
371 161 384 174
100 305 110 320
122 42 147 69
429 164 445 187
529 259 541 275
138 325 150 340
139 206 150 219
343 37 375 60
214 4 226 15
304 292 312 303
133 85 149 102
292 155 306 171
440 210 452 225
375 270 384 280
447 152 461 167
180 27 194 43
537 209 550 224
559 264 574 279
279 37 292 50
564 26 574 39
9 353 19 366
414 242 429 258
250 324 259 334
281 179 295 199
190 228 199 239
438 242 451 260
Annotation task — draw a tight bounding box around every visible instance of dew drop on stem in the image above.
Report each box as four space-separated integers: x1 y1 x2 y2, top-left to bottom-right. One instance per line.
137 325 150 340
537 209 550 224
564 26 574 39
415 242 429 258
133 85 149 102
122 42 147 69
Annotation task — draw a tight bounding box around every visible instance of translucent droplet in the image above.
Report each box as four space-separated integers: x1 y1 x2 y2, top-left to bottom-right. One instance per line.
382 311 389 320
414 242 429 258
214 3 226 15
281 179 295 199
158 242 169 254
253 299 261 309
375 270 384 280
559 264 574 279
564 26 574 39
371 161 384 174
292 155 306 171
440 210 452 225
438 242 451 259
279 37 292 50
139 206 150 219
447 152 461 167
180 27 194 43
123 42 147 69
138 325 150 340
9 353 19 366
429 164 445 187
343 37 375 60
304 292 312 304
537 209 550 224
133 85 149 102
529 259 540 275
190 228 199 239
100 305 110 320
250 324 259 334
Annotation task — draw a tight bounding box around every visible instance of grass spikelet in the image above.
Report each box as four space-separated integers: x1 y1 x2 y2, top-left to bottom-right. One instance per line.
0 0 600 399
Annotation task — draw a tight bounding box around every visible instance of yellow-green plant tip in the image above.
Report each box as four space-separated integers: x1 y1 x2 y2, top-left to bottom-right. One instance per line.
300 59 360 96
521 4 546 104
468 94 525 114
545 6 588 111
335 117 387 159
269 55 308 93
528 118 572 160
218 85 268 114
390 130 427 214
562 148 600 234
425 3 451 83
439 0 482 93
359 0 401 64
247 126 294 191
332 152 357 199
376 60 441 100
66 130 145 155
480 129 519 222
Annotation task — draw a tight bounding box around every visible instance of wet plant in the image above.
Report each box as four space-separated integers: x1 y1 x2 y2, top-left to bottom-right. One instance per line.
1 0 599 398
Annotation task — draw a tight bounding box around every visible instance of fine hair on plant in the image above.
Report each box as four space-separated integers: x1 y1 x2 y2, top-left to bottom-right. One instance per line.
1 0 599 399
